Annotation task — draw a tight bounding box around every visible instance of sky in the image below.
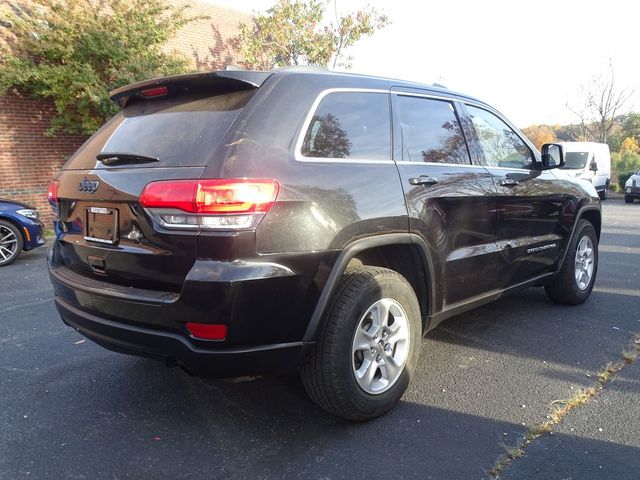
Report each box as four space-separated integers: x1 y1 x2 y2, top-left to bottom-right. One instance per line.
208 0 640 127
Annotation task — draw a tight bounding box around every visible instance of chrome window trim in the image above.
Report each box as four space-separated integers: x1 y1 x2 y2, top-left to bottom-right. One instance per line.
391 90 458 103
399 161 488 169
293 88 395 165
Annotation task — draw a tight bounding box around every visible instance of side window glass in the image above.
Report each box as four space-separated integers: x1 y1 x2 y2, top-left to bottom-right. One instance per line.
467 105 533 169
396 95 470 164
301 92 390 160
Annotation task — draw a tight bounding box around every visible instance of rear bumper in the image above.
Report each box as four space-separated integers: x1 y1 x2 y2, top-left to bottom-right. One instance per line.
48 241 326 377
55 296 310 377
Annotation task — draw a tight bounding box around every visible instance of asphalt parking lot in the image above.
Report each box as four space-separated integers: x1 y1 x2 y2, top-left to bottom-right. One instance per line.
1 199 639 480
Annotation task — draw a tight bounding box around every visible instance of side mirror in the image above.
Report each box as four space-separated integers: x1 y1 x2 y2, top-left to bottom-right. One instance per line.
590 160 598 172
540 143 565 169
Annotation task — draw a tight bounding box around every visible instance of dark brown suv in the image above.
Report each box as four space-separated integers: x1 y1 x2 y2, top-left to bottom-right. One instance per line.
48 68 601 420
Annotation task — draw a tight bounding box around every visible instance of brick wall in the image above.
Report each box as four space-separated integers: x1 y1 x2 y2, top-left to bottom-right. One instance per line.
0 1 251 226
0 93 87 225
165 0 251 70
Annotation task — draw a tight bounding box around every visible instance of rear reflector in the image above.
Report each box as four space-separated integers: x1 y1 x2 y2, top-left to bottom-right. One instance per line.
186 322 227 340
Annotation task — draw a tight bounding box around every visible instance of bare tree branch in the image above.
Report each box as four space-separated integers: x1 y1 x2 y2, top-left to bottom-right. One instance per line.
566 60 634 143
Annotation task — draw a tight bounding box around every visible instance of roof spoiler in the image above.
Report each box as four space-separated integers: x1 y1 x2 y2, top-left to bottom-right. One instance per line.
109 70 273 108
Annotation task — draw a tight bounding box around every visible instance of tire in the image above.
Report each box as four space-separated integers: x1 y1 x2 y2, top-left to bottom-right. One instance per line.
545 219 598 305
625 195 633 204
598 188 607 201
0 220 23 267
300 266 422 421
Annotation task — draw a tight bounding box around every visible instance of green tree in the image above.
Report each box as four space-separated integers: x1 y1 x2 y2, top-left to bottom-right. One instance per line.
613 150 640 188
238 0 389 70
0 0 203 135
621 112 640 144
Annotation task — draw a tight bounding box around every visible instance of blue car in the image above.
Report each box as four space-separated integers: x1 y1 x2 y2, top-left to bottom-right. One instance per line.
0 199 46 266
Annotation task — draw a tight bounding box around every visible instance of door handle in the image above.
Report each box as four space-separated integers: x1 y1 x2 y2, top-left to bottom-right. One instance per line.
409 175 439 186
498 178 519 187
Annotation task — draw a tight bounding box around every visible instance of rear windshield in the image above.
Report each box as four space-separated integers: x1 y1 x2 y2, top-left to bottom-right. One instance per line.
64 89 254 169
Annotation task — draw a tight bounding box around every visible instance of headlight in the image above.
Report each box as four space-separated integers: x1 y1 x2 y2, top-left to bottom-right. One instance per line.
626 178 633 187
16 208 39 219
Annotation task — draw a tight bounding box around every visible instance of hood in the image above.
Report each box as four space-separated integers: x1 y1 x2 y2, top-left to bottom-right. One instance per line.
0 198 36 210
626 174 640 184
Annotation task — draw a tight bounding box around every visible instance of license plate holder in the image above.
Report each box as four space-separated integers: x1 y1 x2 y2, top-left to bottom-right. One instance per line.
85 207 118 245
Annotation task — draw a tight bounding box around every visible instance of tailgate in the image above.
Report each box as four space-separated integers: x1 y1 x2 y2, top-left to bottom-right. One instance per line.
51 82 259 292
53 168 204 292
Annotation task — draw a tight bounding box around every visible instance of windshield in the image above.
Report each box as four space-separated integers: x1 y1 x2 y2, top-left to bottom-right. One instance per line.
561 152 589 169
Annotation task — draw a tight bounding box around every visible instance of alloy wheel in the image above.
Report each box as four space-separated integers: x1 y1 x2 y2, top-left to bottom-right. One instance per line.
0 225 19 265
574 235 595 290
351 298 410 395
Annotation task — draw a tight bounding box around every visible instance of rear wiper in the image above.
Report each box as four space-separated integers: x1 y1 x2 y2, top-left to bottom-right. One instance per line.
96 152 159 166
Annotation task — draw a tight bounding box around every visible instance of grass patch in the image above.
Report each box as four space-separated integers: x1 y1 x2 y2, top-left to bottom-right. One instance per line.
489 333 640 478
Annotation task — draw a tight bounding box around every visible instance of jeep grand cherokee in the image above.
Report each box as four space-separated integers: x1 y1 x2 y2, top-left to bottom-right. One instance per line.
48 68 601 421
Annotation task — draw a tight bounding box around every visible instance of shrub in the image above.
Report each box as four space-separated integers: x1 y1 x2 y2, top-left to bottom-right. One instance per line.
0 0 204 135
618 171 636 189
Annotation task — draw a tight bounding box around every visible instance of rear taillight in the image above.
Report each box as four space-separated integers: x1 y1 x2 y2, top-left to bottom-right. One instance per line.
48 180 59 215
139 179 279 230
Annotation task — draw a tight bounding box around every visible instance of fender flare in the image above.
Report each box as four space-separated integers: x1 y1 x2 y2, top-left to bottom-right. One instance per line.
555 204 601 273
302 233 437 342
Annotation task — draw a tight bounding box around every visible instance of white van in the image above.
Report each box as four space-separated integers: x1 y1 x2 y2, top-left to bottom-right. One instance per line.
559 142 611 200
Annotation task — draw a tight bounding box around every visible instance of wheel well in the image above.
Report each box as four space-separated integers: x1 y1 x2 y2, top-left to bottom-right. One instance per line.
346 244 429 331
580 209 601 240
0 215 27 248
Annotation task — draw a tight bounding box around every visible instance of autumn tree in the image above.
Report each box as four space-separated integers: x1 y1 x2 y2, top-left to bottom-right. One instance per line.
566 61 634 144
521 125 557 150
238 0 389 70
0 0 203 135
620 137 640 154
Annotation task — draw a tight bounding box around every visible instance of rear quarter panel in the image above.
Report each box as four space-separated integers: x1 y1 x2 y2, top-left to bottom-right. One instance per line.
203 73 410 255
201 73 410 333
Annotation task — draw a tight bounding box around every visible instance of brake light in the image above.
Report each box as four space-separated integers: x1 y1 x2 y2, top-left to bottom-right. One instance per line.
139 179 279 230
48 180 59 214
140 86 168 98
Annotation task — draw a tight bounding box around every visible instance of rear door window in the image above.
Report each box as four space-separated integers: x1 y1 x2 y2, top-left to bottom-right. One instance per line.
300 92 391 160
64 89 255 169
395 95 471 164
